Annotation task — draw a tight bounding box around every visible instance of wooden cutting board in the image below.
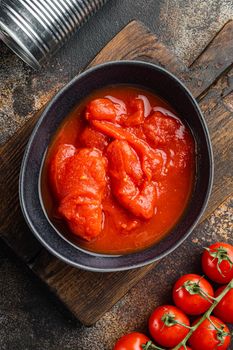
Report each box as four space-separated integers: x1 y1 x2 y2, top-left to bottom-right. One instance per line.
0 20 232 326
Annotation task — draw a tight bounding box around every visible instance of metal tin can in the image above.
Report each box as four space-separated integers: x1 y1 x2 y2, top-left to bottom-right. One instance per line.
0 0 107 69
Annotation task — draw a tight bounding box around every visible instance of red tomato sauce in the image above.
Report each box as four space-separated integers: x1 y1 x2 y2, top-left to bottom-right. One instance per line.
41 85 195 254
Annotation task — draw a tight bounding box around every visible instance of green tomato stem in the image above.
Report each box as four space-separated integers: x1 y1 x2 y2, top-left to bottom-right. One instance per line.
142 341 165 350
171 278 233 350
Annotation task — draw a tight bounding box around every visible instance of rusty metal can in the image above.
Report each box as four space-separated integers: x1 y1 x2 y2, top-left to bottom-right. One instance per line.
0 0 107 69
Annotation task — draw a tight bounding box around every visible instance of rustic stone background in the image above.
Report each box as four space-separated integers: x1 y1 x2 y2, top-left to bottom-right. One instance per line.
0 0 233 349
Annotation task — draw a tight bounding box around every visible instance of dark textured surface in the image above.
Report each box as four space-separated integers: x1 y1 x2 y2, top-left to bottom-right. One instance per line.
0 0 233 349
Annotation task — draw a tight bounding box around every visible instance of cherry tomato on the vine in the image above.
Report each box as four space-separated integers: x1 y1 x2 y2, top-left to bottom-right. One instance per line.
189 316 231 350
113 332 150 350
173 274 214 315
172 347 192 350
202 242 233 283
148 305 190 348
213 285 233 324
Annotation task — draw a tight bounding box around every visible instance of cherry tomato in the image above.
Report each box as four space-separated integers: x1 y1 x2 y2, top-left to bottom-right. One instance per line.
148 305 190 348
173 274 214 315
189 316 231 350
202 242 233 283
171 347 192 350
113 332 150 350
214 285 233 324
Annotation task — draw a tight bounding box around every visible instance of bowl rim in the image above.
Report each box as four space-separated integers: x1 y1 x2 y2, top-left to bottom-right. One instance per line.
19 60 214 272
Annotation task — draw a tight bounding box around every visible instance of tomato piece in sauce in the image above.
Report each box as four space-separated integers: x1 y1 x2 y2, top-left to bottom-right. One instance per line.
50 147 107 241
107 140 157 219
92 120 167 180
143 111 182 146
121 97 145 126
49 144 76 200
86 96 146 127
143 111 194 172
80 126 109 151
86 98 116 122
103 196 140 233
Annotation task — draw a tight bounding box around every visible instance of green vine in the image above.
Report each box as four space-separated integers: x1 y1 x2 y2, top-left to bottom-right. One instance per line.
142 341 164 350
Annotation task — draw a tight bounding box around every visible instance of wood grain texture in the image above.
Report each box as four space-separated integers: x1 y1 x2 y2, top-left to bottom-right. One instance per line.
199 68 233 217
184 20 233 98
0 20 232 325
31 250 155 325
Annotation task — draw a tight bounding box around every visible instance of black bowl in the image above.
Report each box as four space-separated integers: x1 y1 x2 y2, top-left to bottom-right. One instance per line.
19 60 213 272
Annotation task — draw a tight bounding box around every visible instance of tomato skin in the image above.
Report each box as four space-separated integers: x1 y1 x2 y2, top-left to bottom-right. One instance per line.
149 305 190 348
113 332 150 350
189 316 231 350
173 274 214 315
202 242 233 284
214 286 233 324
